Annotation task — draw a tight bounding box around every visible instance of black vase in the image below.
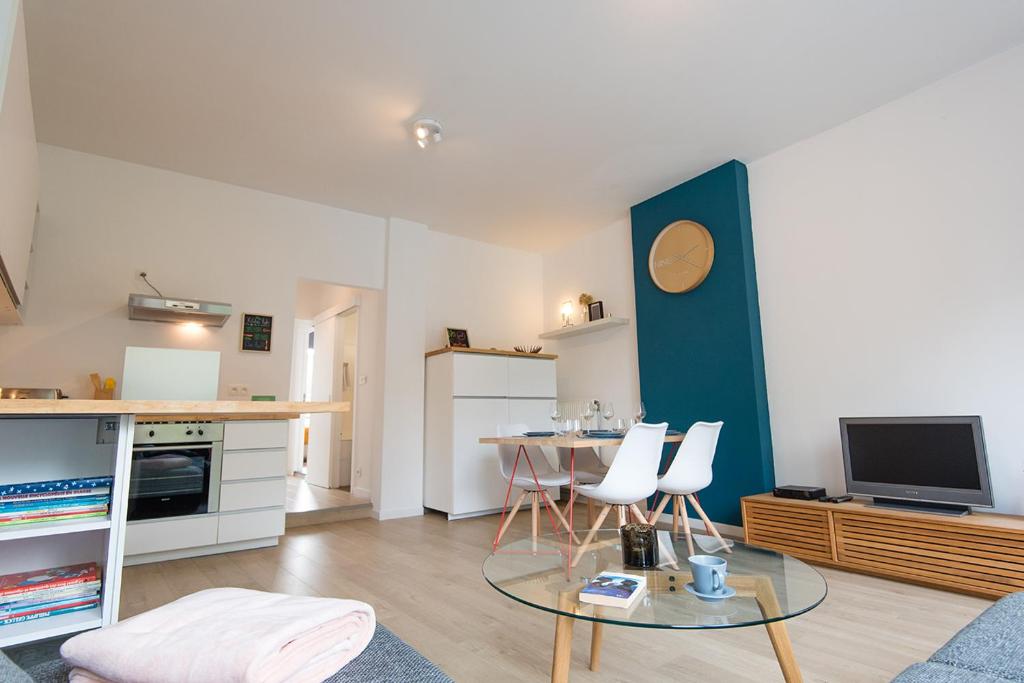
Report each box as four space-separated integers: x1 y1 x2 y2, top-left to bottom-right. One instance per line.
620 523 659 569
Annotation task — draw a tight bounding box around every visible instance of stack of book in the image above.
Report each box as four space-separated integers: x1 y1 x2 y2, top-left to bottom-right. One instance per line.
0 476 113 528
0 562 102 626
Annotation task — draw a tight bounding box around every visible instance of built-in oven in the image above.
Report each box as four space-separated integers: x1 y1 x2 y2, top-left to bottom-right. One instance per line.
127 422 224 521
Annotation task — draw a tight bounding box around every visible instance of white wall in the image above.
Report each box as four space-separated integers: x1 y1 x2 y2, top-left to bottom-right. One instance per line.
541 218 641 423
423 231 543 351
749 45 1024 514
0 0 38 304
0 145 386 399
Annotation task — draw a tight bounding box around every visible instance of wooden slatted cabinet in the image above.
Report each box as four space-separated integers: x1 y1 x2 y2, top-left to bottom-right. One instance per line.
741 493 1024 598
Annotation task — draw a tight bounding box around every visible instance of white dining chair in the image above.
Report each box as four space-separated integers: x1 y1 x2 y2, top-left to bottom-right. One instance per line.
646 421 729 557
571 422 668 566
494 424 579 546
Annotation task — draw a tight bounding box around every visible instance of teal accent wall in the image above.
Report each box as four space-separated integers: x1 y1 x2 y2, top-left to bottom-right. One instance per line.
630 160 774 526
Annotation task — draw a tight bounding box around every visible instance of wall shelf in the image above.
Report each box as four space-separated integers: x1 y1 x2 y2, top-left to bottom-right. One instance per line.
538 317 629 340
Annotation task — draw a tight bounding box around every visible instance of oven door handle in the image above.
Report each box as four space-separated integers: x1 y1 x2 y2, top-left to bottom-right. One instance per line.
132 444 215 452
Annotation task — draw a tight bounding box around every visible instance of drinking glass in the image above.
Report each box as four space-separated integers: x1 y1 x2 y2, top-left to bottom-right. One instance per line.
635 401 647 424
615 417 626 432
550 402 562 433
602 401 615 426
581 402 595 432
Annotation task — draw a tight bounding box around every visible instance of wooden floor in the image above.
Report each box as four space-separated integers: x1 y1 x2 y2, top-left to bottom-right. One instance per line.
285 474 369 513
119 507 991 682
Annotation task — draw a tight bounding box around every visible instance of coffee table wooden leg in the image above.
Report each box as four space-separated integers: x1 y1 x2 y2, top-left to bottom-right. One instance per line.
589 622 603 672
752 575 803 683
551 613 575 682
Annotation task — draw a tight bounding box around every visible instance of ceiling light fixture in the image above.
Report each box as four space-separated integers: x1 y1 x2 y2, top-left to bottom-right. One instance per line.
412 118 443 149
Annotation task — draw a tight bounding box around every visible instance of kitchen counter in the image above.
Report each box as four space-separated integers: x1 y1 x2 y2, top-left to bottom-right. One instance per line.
0 400 349 416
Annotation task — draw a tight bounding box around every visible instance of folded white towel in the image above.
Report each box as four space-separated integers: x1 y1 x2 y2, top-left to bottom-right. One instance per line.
61 587 375 683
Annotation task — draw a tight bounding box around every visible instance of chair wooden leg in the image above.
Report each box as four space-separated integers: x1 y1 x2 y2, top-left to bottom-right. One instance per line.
672 495 680 537
629 503 648 525
531 492 540 551
562 489 578 523
572 504 611 567
616 505 627 528
679 495 695 558
687 493 732 553
542 490 581 543
495 490 528 545
587 497 595 527
647 492 672 523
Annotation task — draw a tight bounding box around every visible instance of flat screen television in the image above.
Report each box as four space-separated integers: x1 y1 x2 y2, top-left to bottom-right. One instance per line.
839 416 992 515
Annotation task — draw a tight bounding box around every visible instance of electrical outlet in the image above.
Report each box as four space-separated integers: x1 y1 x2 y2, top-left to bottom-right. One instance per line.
358 376 368 385
355 468 362 479
228 384 250 398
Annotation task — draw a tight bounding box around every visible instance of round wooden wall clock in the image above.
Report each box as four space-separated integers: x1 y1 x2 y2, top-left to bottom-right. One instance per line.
648 220 715 293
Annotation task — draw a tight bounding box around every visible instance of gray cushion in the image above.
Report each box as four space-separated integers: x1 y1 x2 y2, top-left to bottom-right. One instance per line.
324 624 452 682
893 662 1014 683
928 593 1024 682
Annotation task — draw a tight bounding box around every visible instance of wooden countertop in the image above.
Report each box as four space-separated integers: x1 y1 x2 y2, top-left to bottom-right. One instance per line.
0 400 349 417
425 347 557 360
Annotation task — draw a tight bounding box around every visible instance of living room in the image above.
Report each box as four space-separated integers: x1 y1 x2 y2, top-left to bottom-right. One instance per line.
1 2 1023 682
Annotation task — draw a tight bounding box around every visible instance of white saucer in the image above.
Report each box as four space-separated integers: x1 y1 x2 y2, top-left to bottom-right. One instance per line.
684 582 736 600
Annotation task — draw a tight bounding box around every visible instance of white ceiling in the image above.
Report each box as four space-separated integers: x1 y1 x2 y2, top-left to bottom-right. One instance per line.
22 1 1024 252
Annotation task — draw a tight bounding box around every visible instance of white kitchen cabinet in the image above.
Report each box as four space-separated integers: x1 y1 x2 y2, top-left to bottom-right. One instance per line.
0 0 39 323
424 349 558 519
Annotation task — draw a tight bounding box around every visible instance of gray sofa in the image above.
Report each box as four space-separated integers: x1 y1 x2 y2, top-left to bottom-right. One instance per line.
893 592 1024 682
1 624 453 683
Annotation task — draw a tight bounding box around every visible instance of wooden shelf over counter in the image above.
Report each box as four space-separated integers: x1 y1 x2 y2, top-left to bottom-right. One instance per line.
741 493 1024 598
424 347 557 360
0 400 350 416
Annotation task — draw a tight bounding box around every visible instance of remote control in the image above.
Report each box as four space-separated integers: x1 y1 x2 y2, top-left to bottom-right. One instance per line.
831 495 853 503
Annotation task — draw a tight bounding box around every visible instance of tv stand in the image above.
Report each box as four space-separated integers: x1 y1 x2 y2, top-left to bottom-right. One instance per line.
741 493 1024 598
868 497 971 517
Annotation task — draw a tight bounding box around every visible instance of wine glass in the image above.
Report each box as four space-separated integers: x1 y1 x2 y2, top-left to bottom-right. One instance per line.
550 402 562 433
635 401 647 424
581 401 595 432
602 401 615 429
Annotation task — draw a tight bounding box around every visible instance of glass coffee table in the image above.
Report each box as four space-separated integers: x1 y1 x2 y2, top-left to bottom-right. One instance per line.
483 531 827 683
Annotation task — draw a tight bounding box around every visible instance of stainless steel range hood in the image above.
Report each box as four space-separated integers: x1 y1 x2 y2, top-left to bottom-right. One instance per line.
128 293 232 327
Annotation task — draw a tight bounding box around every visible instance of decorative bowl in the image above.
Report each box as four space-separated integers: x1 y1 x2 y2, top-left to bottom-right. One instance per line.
513 345 543 354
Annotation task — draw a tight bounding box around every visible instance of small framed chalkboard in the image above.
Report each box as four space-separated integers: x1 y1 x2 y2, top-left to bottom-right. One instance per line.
240 313 273 352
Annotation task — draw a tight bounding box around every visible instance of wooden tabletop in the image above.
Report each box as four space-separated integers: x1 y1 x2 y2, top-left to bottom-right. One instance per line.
479 432 685 448
0 400 350 416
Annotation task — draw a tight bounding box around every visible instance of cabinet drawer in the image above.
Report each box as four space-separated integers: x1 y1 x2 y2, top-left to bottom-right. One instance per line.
222 448 287 481
125 515 218 555
508 357 557 398
452 354 508 397
743 501 834 562
223 420 289 451
220 479 286 512
218 508 285 544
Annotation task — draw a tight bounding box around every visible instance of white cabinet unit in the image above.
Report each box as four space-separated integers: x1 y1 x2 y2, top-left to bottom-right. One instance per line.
424 349 558 519
124 420 288 565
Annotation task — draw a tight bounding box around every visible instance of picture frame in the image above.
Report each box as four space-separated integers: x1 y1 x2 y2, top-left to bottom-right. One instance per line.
446 327 470 348
587 301 605 322
240 313 273 352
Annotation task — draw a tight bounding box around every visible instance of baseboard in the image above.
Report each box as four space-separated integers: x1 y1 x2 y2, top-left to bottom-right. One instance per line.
372 505 425 521
123 537 279 566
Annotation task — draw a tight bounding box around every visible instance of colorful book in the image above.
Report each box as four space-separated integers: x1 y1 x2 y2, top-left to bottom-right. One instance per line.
0 495 110 511
578 572 647 609
1 595 100 619
0 503 108 520
0 487 110 504
0 581 102 609
0 477 114 497
0 563 101 598
0 510 107 527
0 601 100 626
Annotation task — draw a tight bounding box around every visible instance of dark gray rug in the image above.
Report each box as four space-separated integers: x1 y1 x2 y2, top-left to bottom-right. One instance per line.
2 624 453 683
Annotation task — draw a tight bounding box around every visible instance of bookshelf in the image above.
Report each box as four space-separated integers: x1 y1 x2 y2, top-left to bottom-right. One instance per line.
0 414 134 648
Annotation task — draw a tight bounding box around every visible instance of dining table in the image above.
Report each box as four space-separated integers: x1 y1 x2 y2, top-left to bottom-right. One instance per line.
478 430 686 567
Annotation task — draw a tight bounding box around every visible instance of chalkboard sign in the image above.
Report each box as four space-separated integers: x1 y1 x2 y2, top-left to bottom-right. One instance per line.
240 313 273 352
